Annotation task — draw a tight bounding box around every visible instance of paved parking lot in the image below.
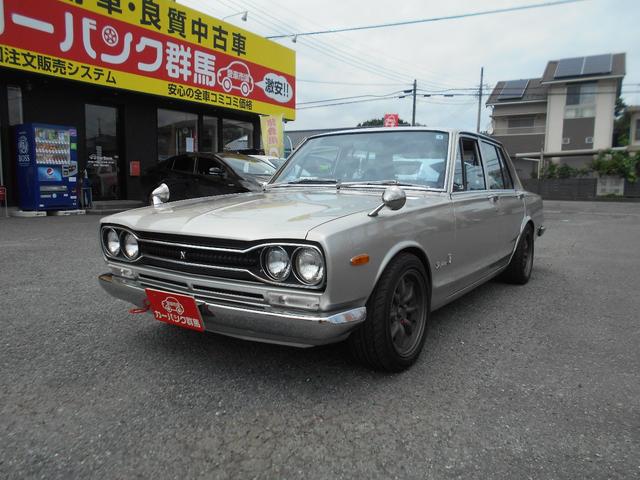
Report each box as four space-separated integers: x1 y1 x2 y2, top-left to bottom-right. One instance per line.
1 200 639 479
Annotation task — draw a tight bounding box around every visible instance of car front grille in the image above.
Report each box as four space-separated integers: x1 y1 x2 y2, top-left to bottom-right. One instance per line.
136 234 261 283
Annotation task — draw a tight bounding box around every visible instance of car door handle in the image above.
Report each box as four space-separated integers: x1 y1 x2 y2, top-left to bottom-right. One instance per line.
487 194 499 202
517 192 525 199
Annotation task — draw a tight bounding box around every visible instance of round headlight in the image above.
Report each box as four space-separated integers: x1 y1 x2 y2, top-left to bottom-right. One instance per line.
105 228 120 256
295 248 325 285
122 232 139 260
265 246 291 281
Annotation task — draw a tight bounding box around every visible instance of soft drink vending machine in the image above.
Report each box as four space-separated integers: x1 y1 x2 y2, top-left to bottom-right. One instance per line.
15 123 79 211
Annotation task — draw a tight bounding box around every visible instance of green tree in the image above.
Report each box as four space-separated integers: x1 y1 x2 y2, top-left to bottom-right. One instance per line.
612 96 630 146
357 117 411 128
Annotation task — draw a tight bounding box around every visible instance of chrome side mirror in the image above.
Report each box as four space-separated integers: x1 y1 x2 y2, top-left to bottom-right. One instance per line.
368 186 406 217
151 183 170 206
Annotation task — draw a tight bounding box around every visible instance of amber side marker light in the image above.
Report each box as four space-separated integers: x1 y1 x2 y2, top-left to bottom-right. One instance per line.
350 254 370 266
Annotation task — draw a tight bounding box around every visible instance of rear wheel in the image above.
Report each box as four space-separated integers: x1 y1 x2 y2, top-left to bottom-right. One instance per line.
349 253 429 372
502 224 534 284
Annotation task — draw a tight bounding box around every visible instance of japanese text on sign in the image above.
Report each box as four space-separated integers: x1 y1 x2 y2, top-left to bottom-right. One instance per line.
0 0 296 119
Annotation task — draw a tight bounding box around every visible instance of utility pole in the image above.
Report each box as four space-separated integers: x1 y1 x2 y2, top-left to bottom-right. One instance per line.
411 79 417 126
476 67 484 133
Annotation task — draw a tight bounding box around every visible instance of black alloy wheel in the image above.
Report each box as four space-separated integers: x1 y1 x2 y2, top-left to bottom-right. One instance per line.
349 253 429 372
502 224 534 285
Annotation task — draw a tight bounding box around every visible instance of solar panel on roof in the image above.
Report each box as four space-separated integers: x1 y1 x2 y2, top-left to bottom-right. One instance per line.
582 54 613 75
497 79 529 100
554 57 585 78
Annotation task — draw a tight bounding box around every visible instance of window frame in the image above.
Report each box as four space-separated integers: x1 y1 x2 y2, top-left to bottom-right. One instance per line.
453 136 487 192
479 140 515 190
170 154 196 174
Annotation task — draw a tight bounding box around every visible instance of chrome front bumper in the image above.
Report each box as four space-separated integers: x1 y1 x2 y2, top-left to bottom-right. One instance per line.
99 273 366 347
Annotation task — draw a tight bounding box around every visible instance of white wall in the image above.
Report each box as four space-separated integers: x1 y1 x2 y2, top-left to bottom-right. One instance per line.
593 79 618 149
544 84 566 151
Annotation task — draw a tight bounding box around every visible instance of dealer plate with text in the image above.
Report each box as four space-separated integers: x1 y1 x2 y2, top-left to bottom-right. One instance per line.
145 289 205 332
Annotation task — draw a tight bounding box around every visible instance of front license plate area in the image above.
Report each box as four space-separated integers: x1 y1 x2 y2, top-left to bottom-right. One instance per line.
145 289 205 332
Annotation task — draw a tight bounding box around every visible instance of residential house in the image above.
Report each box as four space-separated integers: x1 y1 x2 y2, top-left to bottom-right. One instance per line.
487 53 626 178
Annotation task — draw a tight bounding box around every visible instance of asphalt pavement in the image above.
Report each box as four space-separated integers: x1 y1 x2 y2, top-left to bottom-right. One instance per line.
1 200 639 479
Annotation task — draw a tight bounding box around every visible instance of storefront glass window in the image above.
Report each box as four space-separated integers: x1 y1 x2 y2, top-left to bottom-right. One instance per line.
223 119 254 151
157 109 198 161
85 104 121 201
7 86 23 126
201 115 219 152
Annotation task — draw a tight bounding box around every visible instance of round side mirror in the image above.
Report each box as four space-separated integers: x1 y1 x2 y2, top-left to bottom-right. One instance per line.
382 186 406 211
151 183 170 206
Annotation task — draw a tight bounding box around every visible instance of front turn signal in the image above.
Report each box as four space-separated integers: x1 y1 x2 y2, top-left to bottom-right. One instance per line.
350 254 370 266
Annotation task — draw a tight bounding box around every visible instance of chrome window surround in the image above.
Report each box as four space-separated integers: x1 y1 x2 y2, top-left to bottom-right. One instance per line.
100 225 326 290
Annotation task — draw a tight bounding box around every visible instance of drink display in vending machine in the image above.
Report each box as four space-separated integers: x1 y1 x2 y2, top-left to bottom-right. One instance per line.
15 123 79 211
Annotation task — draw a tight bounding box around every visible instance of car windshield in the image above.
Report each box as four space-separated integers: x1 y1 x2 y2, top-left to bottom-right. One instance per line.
222 155 276 176
271 131 450 189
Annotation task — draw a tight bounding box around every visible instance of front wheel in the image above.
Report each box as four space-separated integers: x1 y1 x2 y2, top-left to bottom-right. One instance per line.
501 224 534 284
348 253 429 372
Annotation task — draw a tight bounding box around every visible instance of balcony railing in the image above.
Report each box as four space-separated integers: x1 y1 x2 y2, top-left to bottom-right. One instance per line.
492 126 545 136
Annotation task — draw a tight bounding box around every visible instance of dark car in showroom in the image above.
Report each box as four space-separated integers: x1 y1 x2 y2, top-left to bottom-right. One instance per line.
142 152 276 203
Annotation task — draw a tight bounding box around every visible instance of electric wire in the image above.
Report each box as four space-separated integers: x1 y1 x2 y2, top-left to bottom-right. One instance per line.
265 0 586 38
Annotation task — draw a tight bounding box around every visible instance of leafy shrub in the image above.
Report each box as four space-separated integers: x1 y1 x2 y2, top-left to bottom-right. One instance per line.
591 150 639 182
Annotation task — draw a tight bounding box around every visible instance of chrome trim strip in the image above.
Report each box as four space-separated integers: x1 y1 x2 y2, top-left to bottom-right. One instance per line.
140 252 324 290
137 238 320 255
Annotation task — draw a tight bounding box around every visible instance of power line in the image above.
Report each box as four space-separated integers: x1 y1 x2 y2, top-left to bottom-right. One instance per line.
297 96 403 110
247 0 471 88
298 91 405 105
297 79 407 87
266 0 585 38
226 0 468 89
213 0 417 84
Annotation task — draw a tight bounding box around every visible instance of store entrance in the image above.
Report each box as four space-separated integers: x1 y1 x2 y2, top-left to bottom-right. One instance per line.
85 104 122 200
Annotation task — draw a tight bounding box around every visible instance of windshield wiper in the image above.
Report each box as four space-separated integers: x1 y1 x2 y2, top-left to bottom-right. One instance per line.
270 178 337 187
342 180 441 191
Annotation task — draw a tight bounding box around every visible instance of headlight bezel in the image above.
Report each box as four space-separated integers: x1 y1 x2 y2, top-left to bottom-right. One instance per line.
262 246 292 281
293 247 325 286
101 226 142 263
260 244 326 289
122 232 140 260
105 228 121 257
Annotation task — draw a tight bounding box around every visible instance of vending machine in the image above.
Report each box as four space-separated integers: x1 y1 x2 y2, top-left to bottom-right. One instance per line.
15 123 79 211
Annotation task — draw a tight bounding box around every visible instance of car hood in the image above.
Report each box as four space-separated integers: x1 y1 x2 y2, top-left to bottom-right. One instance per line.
103 189 387 240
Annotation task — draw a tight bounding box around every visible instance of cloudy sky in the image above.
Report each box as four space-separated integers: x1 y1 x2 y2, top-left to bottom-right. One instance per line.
180 0 640 132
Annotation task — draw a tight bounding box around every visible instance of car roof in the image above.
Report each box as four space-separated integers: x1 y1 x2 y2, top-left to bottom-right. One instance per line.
300 127 502 146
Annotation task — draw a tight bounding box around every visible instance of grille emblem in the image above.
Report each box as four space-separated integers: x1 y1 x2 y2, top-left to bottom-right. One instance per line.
180 250 187 260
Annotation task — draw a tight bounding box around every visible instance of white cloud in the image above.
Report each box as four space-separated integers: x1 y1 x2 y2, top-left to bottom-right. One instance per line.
181 0 640 131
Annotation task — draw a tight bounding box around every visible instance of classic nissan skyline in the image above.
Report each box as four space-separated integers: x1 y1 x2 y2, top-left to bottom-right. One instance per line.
99 128 544 371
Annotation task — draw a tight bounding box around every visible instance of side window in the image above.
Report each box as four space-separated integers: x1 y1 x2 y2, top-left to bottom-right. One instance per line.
498 148 514 189
172 155 195 173
460 138 486 191
479 142 506 190
196 156 225 176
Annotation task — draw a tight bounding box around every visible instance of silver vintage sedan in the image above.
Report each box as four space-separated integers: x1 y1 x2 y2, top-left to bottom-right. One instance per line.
99 128 544 371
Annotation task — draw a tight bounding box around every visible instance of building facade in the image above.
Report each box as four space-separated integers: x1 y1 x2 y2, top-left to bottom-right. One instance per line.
487 53 625 178
0 0 295 207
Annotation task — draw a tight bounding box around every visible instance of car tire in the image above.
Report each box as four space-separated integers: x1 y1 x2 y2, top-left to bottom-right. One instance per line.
240 82 250 96
501 224 534 285
348 253 429 372
222 78 232 92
